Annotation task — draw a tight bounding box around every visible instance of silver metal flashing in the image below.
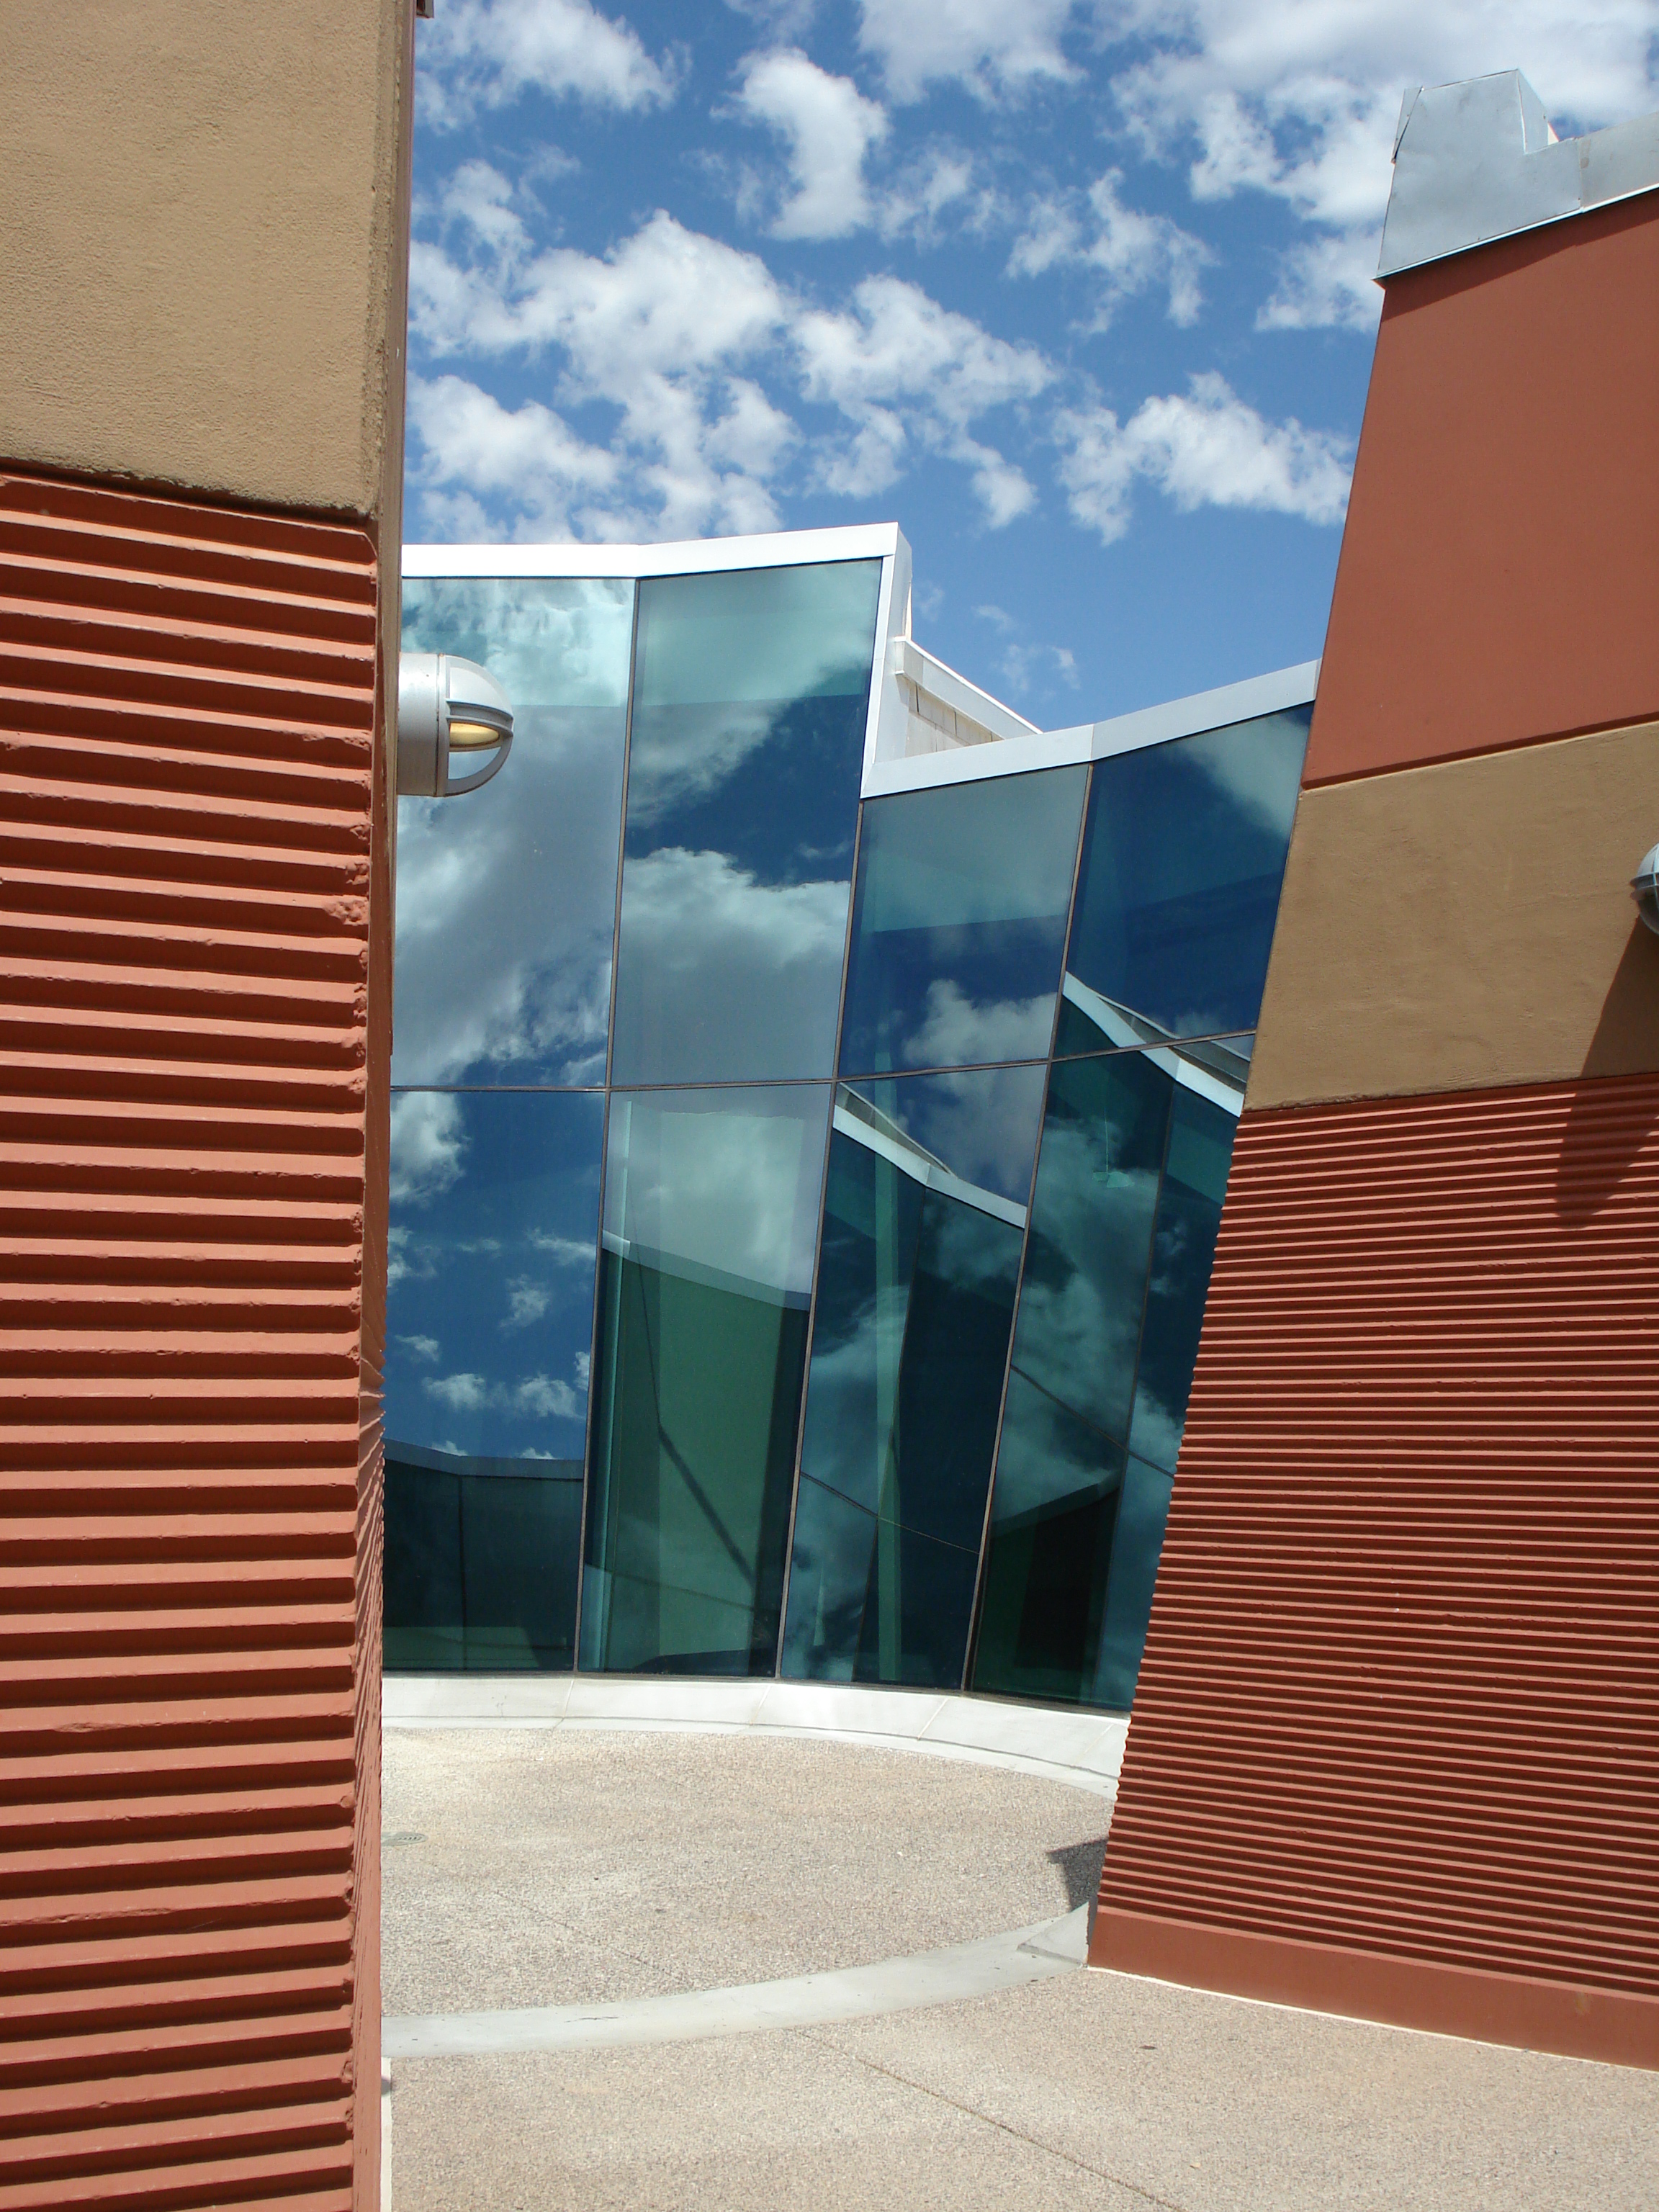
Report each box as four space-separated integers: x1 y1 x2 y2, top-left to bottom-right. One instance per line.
1379 70 1659 279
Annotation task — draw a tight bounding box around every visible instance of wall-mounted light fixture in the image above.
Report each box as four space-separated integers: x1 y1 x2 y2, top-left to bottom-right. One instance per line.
397 652 515 798
1632 843 1659 935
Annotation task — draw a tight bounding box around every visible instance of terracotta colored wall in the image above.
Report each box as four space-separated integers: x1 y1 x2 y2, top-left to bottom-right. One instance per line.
1305 192 1659 788
0 476 392 2202
1093 1078 1659 2067
1096 176 1659 2064
0 2 412 2196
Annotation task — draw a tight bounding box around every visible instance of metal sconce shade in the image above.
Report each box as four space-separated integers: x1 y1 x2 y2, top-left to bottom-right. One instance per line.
397 652 515 798
1633 843 1659 935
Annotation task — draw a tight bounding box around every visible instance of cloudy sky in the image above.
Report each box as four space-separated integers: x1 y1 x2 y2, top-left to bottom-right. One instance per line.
405 1 1659 722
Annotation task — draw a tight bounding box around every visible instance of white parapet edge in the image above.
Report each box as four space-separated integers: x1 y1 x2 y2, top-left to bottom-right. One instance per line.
383 1674 1126 1798
860 658 1320 799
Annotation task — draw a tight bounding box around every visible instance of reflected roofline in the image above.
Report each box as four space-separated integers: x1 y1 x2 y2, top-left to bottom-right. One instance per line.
404 522 904 581
861 657 1318 799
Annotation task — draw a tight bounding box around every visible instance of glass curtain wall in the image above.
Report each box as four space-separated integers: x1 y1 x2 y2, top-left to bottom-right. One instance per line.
969 706 1309 1707
386 578 631 1669
581 562 882 1672
385 552 1308 1712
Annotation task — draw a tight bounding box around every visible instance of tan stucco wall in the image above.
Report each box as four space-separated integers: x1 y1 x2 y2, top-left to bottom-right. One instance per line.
1249 720 1659 1108
0 0 411 519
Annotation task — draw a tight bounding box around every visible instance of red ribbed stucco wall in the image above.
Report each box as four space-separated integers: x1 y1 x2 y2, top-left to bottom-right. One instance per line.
0 472 388 2206
1092 1076 1659 2065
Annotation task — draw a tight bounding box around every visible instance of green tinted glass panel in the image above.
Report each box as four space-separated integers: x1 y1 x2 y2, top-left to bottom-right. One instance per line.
838 768 1087 1076
971 1045 1243 1709
383 1446 583 1672
781 1070 1037 1688
611 562 881 1085
582 1085 831 1676
396 577 632 1085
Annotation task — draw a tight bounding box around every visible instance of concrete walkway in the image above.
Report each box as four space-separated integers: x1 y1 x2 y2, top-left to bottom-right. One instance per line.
383 1687 1657 2211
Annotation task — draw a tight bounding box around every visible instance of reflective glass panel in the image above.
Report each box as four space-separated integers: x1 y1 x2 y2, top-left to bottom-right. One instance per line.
837 768 1087 1077
583 1084 832 1675
971 1045 1242 1708
395 577 633 1086
609 562 881 1085
1056 709 1309 1053
382 1089 603 1670
781 1069 1040 1689
384 1446 583 1671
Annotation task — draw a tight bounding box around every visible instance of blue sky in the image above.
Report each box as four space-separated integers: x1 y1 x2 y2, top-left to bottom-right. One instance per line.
405 1 1659 724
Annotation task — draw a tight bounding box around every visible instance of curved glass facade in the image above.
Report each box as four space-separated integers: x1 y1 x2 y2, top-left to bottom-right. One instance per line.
385 536 1309 1709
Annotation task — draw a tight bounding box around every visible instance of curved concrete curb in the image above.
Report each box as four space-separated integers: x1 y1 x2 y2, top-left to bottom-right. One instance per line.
383 1674 1125 1798
384 1902 1089 2059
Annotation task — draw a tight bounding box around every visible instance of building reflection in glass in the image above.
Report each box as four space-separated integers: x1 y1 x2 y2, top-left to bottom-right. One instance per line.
610 560 882 1086
1056 708 1308 1057
970 1045 1244 1707
837 767 1087 1077
394 577 632 1087
582 1084 832 1676
382 1089 604 1669
385 537 1311 1711
781 1066 1043 1687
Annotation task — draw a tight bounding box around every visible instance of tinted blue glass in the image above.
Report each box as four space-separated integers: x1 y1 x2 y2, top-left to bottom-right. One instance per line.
1058 709 1309 1052
385 1089 603 1462
838 768 1087 1076
395 577 633 1086
969 1370 1125 1706
382 1088 602 1672
609 562 881 1084
781 1069 1038 1687
781 1475 983 1690
582 1085 831 1676
1127 1082 1238 1473
971 1044 1244 1709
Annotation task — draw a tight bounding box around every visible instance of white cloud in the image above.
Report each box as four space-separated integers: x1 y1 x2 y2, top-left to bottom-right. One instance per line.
615 847 852 1077
737 49 890 238
1056 373 1352 543
516 1373 581 1418
904 979 1056 1069
421 0 675 126
424 1368 582 1419
426 1371 489 1411
858 0 1079 102
412 180 1056 534
504 1278 550 1329
1009 171 1210 327
407 374 617 541
876 147 994 243
795 275 1051 523
389 1092 467 1205
410 202 793 538
531 1231 601 1268
1105 3 1659 325
1256 228 1381 333
398 1334 442 1363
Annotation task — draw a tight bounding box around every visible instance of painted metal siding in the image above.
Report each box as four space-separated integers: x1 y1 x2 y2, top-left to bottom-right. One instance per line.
1093 1074 1659 2065
0 472 385 2206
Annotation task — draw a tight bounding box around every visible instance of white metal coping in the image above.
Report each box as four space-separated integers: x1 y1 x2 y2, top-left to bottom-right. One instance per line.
384 1675 1126 1799
862 657 1321 799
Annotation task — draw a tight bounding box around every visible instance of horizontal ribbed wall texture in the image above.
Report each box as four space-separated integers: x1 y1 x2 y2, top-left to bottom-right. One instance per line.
1092 1074 1659 2066
0 471 385 2206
